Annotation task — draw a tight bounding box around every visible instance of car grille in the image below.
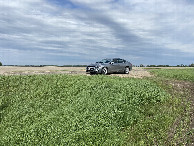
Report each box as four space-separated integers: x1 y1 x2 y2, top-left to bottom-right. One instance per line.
87 66 95 71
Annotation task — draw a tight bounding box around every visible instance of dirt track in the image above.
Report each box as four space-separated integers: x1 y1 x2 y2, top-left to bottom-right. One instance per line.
0 66 152 78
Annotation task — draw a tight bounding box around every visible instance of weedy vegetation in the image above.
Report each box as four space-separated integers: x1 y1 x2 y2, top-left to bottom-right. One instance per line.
0 68 192 145
149 68 194 145
150 68 194 82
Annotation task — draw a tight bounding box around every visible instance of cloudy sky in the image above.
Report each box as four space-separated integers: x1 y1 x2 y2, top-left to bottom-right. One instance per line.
0 0 194 65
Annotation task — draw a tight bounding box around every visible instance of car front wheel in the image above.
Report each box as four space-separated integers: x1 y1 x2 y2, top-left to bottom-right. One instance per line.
102 67 108 75
124 67 130 74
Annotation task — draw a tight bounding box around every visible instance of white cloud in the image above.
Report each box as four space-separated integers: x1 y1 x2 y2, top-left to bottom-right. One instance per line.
0 0 194 65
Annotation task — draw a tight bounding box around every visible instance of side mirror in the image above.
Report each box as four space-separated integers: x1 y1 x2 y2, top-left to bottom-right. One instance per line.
110 62 114 65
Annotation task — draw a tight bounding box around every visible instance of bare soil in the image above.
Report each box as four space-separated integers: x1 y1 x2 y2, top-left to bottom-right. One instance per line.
0 66 152 78
0 66 86 75
167 80 194 145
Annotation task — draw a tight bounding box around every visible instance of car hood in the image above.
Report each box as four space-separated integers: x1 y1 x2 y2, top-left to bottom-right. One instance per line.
87 63 105 67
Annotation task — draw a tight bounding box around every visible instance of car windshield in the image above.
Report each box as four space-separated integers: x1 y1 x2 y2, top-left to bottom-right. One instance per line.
96 59 111 63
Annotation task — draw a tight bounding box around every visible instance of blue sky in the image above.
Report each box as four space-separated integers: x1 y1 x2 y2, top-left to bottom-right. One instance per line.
0 0 194 65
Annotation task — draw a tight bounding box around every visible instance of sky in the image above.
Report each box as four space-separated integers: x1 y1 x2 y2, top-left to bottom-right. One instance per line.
0 0 194 65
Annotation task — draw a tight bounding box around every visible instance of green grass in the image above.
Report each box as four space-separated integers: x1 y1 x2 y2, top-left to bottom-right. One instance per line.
0 74 181 145
149 68 194 82
148 68 194 144
144 67 161 70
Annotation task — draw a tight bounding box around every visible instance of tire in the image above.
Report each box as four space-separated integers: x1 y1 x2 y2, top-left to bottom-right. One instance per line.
124 67 130 74
102 67 108 75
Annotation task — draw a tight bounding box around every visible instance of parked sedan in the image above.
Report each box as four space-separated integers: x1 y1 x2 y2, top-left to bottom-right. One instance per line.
86 58 132 75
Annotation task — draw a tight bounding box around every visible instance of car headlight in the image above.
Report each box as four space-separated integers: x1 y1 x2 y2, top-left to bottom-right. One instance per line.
96 65 102 68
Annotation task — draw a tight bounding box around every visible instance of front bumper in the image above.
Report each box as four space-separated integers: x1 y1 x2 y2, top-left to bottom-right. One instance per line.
86 67 102 74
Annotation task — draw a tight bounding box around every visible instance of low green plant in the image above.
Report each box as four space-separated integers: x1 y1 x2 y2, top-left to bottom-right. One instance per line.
0 74 179 145
149 68 194 82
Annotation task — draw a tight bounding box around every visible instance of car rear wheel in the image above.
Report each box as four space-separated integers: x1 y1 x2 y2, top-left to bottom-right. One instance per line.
125 67 130 74
102 67 108 75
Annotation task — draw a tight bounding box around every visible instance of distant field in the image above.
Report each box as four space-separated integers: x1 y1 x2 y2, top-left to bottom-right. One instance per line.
0 66 152 78
149 68 194 82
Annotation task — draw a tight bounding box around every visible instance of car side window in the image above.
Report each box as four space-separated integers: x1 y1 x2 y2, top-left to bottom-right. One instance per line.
105 59 110 63
118 59 123 63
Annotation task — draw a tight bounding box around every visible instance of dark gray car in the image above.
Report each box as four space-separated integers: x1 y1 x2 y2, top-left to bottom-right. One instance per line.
86 58 132 75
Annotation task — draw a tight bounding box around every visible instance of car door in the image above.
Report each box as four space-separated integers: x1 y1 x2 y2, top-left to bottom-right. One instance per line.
108 59 118 73
112 58 120 72
118 59 125 72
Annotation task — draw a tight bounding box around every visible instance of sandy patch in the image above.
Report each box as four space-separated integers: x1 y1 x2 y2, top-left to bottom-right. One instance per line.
0 66 153 78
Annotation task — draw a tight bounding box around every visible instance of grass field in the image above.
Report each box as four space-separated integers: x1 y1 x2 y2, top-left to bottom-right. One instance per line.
0 68 193 145
149 68 194 144
149 68 194 82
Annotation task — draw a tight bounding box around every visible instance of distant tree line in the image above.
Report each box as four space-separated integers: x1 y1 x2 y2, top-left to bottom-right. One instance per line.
189 63 194 67
135 63 194 67
59 65 87 67
1 62 193 67
146 65 170 67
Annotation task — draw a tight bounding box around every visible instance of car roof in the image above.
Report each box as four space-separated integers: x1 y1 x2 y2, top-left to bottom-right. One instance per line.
112 58 122 60
103 58 123 60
